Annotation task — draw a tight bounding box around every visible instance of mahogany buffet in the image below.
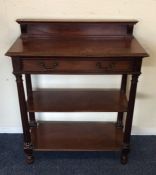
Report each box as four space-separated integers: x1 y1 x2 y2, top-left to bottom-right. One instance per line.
6 19 148 164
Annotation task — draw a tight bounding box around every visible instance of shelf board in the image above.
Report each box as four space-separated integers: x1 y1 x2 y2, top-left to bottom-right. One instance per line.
31 121 123 151
27 89 128 112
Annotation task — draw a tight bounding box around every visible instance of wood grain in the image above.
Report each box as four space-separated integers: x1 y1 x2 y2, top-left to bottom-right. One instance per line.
21 59 134 74
5 19 148 164
27 89 128 112
31 121 123 151
6 37 148 57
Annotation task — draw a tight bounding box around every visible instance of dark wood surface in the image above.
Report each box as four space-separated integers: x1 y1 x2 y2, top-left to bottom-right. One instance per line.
22 59 134 74
6 37 148 57
16 19 137 39
25 75 37 127
27 89 128 112
31 121 123 151
121 74 140 164
14 74 33 163
117 74 128 128
6 19 149 164
6 19 148 58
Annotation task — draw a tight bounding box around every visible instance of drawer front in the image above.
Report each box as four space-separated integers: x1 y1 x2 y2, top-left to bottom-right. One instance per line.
21 59 134 74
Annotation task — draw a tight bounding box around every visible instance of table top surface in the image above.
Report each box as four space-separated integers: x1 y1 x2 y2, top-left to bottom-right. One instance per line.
6 37 148 58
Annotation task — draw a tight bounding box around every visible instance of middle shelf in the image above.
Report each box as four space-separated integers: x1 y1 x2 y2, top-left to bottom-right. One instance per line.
27 89 128 112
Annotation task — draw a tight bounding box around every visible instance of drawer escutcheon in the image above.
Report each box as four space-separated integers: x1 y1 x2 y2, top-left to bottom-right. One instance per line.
96 62 116 71
38 61 58 70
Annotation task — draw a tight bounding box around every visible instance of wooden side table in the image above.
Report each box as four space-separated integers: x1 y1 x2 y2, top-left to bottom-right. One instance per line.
6 19 148 164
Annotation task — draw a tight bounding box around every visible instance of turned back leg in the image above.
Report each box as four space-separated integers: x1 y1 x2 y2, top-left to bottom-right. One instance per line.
117 74 127 128
25 74 37 127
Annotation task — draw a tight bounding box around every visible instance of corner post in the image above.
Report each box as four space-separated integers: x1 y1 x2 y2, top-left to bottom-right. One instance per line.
116 74 128 128
14 74 34 164
121 73 140 164
25 74 37 127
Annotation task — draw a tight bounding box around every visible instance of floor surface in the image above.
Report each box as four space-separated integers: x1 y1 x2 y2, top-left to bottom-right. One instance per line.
0 134 156 175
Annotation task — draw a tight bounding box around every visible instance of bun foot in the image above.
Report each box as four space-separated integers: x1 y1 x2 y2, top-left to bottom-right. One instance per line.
24 142 34 164
26 155 34 164
120 154 128 165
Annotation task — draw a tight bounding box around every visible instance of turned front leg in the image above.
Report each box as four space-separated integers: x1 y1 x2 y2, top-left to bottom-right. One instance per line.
121 74 140 164
14 74 34 164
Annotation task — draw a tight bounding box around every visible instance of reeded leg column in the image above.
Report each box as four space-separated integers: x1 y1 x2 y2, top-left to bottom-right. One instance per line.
14 74 34 164
25 74 37 127
121 74 140 164
116 74 127 128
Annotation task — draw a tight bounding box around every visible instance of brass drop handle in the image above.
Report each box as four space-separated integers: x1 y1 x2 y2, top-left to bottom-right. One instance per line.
39 61 58 70
96 62 116 71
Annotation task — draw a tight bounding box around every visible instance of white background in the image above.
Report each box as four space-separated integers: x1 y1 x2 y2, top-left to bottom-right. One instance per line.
0 0 156 134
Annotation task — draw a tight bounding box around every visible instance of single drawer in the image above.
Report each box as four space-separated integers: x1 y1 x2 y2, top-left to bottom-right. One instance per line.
21 59 134 74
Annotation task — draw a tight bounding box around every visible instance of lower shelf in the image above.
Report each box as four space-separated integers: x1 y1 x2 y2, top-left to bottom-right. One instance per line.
31 121 123 151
